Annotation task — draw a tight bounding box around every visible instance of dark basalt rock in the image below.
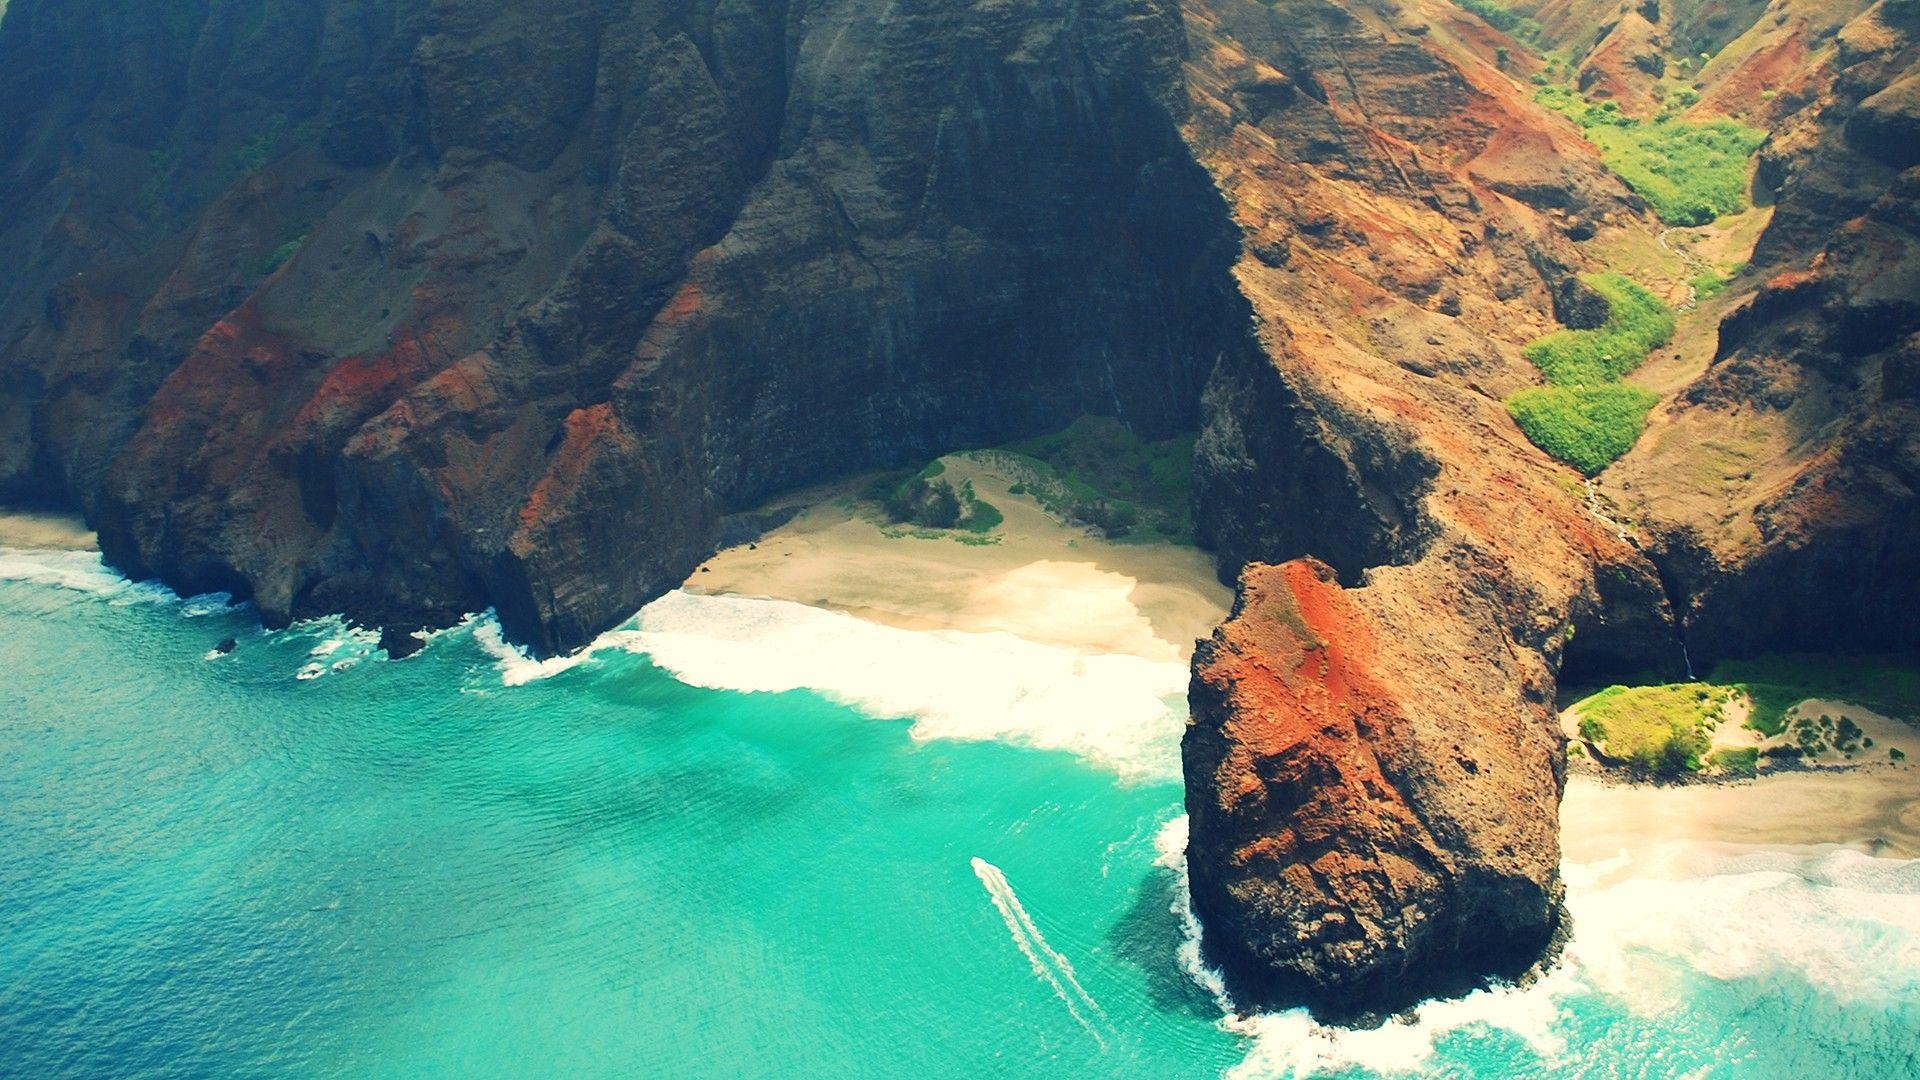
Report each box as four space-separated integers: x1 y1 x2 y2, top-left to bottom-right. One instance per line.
0 0 1248 657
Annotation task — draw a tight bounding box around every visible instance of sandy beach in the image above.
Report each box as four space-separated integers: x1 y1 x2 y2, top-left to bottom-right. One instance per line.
691 454 1232 665
0 509 95 551
1563 764 1920 862
1562 697 1920 860
695 461 1918 862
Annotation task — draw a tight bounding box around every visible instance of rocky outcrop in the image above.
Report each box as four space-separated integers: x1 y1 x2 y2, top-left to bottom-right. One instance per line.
1174 0 1676 1018
1185 559 1566 1020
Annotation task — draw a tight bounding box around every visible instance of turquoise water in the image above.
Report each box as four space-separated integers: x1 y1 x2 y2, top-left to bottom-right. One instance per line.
3 549 1918 1078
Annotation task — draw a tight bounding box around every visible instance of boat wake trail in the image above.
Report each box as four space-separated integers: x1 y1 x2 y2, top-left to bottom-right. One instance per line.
971 857 1107 1047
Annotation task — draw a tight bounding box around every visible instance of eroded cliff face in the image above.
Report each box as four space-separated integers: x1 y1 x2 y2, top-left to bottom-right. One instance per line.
0 0 1248 653
1185 559 1566 1021
1601 0 1920 661
1174 0 1675 1018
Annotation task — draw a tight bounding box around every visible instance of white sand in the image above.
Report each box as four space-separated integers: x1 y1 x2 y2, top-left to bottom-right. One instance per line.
690 455 1232 665
1564 757 1920 862
0 509 95 551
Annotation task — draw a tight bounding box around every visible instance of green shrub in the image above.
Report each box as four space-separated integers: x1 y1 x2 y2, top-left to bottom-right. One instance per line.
1712 654 1920 736
1457 0 1544 43
956 480 1003 534
1707 746 1760 776
1524 274 1676 386
257 236 305 277
1575 683 1723 776
989 416 1196 544
1508 384 1659 475
1534 87 1765 225
1506 273 1670 473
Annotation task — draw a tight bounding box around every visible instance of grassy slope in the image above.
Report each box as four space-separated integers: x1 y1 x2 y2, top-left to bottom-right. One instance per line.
1570 655 1920 775
1711 654 1920 736
1534 86 1766 225
1575 683 1728 774
1506 273 1672 474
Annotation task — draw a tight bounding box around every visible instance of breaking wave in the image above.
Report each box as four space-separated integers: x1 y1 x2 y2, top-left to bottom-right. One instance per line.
475 590 1190 781
1152 816 1920 1079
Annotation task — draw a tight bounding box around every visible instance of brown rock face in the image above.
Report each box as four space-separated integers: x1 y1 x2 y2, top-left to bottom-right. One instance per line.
1604 0 1920 663
1171 0 1682 1018
1185 560 1565 1021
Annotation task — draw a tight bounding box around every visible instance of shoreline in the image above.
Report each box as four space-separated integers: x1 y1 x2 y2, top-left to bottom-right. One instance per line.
691 458 1919 863
12 485 1912 863
0 508 96 551
689 454 1232 666
1562 761 1920 862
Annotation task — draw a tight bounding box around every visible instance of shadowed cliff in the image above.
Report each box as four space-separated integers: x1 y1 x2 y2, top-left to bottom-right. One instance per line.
0 0 1252 654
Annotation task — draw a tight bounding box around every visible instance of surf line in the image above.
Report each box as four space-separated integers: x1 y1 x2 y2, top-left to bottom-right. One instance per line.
971 857 1108 1047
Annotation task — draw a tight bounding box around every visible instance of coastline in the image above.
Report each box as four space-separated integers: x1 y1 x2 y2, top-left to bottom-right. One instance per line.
1563 762 1920 862
693 465 1917 864
16 487 1911 865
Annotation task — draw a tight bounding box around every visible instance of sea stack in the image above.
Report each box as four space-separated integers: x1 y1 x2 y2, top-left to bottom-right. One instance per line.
1183 560 1566 1021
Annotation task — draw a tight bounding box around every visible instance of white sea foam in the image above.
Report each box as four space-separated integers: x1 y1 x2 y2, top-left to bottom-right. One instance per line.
972 857 1107 1046
0 546 238 613
1203 835 1920 1079
476 590 1190 780
0 548 146 597
1153 815 1233 1009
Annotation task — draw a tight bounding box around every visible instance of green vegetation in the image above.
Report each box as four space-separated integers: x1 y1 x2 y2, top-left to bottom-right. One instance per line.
956 480 1002 534
865 462 1000 536
980 416 1196 544
1706 746 1759 776
1456 0 1543 44
1534 85 1765 225
231 115 289 174
1691 268 1731 299
1505 273 1672 474
1575 683 1730 776
1523 273 1676 385
1710 654 1920 737
257 236 306 277
1787 713 1868 757
1507 385 1660 475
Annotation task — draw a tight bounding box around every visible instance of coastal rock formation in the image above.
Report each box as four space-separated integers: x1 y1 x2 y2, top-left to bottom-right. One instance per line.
2 0 1916 1029
1185 560 1565 1020
1174 0 1676 1016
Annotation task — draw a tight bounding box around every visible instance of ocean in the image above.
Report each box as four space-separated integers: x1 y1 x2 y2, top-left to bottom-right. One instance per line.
3 547 1917 1078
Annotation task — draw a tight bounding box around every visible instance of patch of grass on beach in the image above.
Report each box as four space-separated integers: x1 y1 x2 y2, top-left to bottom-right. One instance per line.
973 416 1196 544
1574 682 1731 776
1706 746 1759 776
1710 654 1920 737
864 466 1001 537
